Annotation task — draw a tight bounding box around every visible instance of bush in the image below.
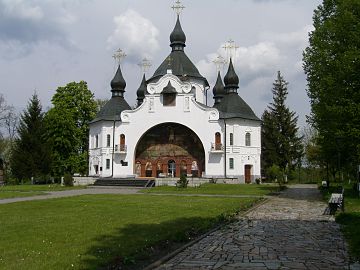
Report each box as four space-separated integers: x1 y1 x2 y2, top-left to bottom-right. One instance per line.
176 174 188 188
63 173 74 187
255 178 261 184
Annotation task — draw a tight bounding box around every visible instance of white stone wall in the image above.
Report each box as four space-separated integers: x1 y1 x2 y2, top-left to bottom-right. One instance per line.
88 73 261 181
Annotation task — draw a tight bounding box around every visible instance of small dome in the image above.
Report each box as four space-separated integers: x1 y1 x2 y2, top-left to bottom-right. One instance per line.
170 15 186 48
137 74 147 99
224 58 239 89
162 81 177 94
111 65 126 91
213 71 225 97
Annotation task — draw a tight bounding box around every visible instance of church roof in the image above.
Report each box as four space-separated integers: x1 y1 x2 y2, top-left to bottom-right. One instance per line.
91 97 131 123
214 93 260 121
148 15 209 87
91 64 131 123
214 59 260 121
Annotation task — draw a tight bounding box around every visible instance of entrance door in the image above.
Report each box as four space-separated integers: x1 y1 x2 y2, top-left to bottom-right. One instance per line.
245 165 252 184
168 160 176 177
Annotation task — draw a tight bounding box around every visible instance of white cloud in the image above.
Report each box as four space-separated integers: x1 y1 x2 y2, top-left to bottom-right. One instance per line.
107 9 160 61
259 25 314 50
197 41 282 86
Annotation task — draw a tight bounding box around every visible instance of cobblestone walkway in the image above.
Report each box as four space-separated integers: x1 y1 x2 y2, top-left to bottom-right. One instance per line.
157 184 350 270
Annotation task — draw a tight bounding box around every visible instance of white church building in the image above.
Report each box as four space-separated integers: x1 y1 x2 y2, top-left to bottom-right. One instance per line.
88 13 261 184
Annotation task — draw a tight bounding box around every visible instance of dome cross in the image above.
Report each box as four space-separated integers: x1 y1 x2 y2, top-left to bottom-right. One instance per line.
171 0 185 16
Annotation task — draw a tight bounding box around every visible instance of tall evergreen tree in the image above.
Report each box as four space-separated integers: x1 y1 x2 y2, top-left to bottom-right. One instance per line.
303 0 360 178
10 94 51 180
261 71 303 177
44 81 97 176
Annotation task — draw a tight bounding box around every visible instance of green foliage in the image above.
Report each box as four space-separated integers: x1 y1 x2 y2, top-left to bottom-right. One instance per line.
10 94 52 181
44 81 97 176
177 174 188 188
303 0 360 179
63 173 74 187
261 71 303 176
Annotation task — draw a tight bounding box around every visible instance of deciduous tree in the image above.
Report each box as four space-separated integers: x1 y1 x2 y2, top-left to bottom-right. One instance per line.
303 0 360 178
45 81 97 176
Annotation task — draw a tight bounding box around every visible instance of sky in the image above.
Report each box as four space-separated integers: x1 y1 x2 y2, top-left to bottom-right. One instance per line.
0 0 322 127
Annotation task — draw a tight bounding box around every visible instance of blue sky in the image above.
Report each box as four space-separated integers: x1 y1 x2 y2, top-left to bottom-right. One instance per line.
0 0 322 127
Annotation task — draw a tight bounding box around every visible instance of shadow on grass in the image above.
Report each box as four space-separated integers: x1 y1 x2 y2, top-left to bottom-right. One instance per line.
337 212 360 261
81 216 226 270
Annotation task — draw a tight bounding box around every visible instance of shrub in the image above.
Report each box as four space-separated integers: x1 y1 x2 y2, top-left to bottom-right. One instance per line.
177 174 188 188
63 173 74 187
255 178 261 184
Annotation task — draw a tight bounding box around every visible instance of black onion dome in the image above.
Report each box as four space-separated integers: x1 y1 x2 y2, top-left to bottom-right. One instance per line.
213 71 225 97
137 74 147 99
170 15 186 49
224 58 239 90
111 65 126 91
162 81 177 94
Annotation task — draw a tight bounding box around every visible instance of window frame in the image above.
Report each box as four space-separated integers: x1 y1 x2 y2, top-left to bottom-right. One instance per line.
106 159 110 170
229 158 234 169
245 132 251 147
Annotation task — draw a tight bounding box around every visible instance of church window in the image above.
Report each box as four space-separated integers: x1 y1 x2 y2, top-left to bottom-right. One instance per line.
106 134 111 147
215 132 221 150
245 133 251 146
163 93 176 106
229 158 234 169
120 134 125 151
106 159 110 169
230 133 234 146
95 135 99 148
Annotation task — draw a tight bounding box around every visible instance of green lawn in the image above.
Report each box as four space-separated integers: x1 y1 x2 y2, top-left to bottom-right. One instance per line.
0 194 260 270
0 184 86 199
321 184 360 261
141 183 279 196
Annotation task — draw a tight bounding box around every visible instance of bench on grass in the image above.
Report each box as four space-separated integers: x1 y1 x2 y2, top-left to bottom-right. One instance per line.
328 187 344 215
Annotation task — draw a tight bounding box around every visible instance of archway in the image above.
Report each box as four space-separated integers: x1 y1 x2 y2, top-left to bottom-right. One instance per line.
134 122 205 177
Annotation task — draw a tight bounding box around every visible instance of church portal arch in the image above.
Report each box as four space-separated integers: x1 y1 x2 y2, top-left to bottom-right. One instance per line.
134 122 205 178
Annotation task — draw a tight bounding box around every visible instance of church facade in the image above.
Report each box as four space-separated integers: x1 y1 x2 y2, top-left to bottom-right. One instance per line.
88 14 261 183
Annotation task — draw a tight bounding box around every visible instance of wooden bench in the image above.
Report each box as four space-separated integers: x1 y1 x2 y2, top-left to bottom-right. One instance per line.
328 187 344 215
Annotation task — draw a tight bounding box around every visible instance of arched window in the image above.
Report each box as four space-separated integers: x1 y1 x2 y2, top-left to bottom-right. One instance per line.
120 134 125 151
215 132 221 150
245 132 251 146
95 135 99 148
106 134 111 147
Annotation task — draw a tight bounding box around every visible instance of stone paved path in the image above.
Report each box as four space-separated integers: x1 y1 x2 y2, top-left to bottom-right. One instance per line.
156 184 350 270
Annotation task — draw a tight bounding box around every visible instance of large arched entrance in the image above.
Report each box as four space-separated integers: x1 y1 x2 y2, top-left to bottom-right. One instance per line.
134 123 205 177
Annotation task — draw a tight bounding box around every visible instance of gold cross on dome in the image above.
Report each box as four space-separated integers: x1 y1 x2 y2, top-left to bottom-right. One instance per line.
138 58 152 73
172 0 185 16
112 48 126 65
213 55 227 72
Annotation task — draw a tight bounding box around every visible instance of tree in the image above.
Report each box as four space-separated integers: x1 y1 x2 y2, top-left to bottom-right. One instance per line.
10 94 51 181
44 81 97 176
303 0 360 179
261 71 303 180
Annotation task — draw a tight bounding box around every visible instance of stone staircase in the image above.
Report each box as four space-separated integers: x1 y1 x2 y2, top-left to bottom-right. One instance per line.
93 178 155 188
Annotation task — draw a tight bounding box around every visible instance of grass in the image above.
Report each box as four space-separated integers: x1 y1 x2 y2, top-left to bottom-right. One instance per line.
0 184 86 199
141 183 279 196
0 194 260 270
321 183 360 261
